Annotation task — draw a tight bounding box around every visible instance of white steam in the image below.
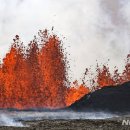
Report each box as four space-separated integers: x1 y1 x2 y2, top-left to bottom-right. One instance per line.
0 114 23 127
0 0 130 82
0 110 119 126
0 111 117 121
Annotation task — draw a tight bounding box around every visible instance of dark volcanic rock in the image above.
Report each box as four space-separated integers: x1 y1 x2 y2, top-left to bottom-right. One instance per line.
0 119 128 130
69 81 130 112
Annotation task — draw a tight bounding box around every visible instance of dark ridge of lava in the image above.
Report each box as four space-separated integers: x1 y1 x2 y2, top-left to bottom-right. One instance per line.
68 81 130 113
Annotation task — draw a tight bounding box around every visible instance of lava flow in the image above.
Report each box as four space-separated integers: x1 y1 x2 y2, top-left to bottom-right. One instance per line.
0 29 129 109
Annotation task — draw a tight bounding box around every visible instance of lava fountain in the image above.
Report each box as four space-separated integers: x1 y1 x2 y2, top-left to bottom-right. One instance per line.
0 29 129 109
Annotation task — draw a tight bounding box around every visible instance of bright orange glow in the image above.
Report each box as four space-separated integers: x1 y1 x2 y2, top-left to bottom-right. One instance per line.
0 30 129 109
96 65 115 88
65 81 90 106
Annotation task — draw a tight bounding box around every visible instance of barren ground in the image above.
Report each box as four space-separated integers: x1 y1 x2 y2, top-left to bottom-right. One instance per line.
0 117 130 130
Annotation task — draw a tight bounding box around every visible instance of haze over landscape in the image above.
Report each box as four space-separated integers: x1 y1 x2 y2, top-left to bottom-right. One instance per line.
0 1 130 129
0 0 130 82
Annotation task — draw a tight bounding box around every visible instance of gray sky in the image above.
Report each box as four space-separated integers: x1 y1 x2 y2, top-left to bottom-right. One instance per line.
0 0 130 82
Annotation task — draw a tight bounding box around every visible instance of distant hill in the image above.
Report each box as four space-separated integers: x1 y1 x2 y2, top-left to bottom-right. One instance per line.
68 81 130 113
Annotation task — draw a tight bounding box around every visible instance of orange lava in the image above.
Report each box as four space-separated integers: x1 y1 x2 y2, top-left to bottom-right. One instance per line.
0 29 129 109
65 80 90 106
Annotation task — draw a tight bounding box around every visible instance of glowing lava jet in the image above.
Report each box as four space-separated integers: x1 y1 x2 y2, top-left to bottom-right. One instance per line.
0 30 130 109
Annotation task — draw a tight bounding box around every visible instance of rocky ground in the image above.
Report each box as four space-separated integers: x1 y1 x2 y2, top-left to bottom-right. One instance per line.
0 117 130 130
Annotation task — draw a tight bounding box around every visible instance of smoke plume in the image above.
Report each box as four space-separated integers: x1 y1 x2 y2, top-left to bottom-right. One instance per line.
0 0 130 82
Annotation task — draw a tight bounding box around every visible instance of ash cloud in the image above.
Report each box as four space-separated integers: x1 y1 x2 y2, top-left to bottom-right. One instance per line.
0 0 130 82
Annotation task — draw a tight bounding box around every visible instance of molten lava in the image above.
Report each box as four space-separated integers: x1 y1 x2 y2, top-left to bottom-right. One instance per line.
65 80 90 106
0 31 69 109
0 29 129 109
